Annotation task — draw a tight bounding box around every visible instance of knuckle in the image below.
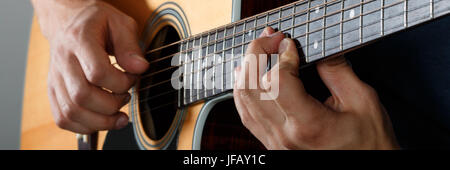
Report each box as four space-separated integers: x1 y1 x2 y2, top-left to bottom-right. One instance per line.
278 135 298 150
296 126 322 145
283 118 323 148
66 26 84 43
84 2 106 15
68 85 89 106
85 67 106 85
54 114 70 130
59 102 78 122
54 43 67 56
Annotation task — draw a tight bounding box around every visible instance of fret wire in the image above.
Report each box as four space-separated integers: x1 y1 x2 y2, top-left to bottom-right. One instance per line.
181 18 409 97
197 36 202 100
140 0 437 94
221 29 226 92
204 34 210 98
231 24 236 89
404 0 408 28
340 0 344 50
190 40 194 102
183 41 189 105
178 43 183 107
144 0 404 79
149 0 342 57
381 0 385 36
148 0 361 66
305 0 311 62
278 8 282 31
360 0 363 43
430 0 434 19
150 0 375 59
322 0 327 57
291 3 296 37
143 0 426 84
173 26 378 98
253 16 258 39
212 30 218 95
241 17 247 74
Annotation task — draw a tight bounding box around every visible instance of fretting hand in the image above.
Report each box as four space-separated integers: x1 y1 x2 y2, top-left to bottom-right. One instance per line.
233 27 399 149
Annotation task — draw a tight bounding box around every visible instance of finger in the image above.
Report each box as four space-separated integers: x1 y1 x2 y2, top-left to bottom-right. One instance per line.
316 56 369 110
56 51 130 115
259 27 276 38
48 72 93 134
52 72 129 131
267 38 330 124
76 39 136 93
233 68 275 146
109 16 149 74
239 31 284 90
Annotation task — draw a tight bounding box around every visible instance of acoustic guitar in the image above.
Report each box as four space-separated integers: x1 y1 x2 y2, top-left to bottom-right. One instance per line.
21 0 450 150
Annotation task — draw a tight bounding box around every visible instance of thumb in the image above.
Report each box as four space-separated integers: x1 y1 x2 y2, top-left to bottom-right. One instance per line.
109 20 149 74
317 56 369 110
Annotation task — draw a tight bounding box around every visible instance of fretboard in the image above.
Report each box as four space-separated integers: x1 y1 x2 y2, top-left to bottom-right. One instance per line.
176 0 450 106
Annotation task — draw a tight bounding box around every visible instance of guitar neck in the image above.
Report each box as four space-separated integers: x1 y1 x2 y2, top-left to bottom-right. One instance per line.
178 0 450 106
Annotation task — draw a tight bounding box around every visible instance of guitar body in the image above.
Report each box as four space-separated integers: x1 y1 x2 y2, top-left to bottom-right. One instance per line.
21 0 294 150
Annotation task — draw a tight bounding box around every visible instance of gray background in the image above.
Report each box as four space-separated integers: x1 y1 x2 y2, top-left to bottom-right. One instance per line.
0 0 33 149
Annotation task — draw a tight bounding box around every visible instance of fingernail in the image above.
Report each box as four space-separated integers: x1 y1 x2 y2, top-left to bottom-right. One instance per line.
115 115 129 129
132 54 149 64
279 38 290 54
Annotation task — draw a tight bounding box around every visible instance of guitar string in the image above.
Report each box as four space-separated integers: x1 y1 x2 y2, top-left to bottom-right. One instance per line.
144 0 342 57
136 1 434 103
138 101 178 114
135 0 438 100
141 0 407 80
137 0 419 93
141 0 409 79
143 0 434 68
146 0 361 66
137 0 434 97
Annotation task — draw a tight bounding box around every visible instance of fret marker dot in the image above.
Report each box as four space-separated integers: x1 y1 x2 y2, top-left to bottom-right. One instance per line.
315 7 320 14
349 9 355 19
313 41 318 49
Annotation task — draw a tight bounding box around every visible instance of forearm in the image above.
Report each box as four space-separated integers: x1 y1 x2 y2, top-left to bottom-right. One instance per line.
31 0 98 39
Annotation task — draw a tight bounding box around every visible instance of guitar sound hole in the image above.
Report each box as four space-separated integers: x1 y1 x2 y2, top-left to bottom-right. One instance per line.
138 26 180 140
201 99 266 150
